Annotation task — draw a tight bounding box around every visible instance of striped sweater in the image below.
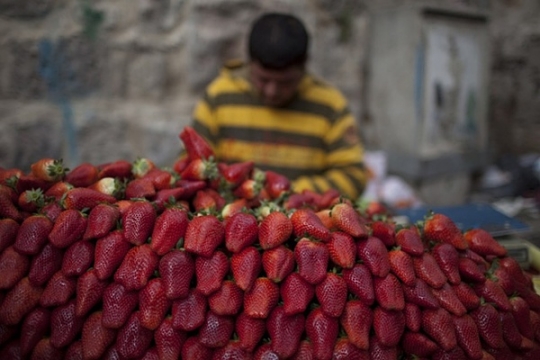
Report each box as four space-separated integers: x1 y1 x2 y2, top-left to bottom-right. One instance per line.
191 61 367 199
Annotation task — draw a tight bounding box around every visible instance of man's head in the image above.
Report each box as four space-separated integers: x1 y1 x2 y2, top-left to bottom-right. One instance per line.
248 13 309 107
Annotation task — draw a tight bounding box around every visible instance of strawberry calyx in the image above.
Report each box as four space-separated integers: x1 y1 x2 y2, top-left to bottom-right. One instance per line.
132 157 156 178
47 158 69 182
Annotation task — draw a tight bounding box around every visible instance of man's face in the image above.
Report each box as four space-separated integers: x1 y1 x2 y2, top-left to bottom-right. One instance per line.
249 61 305 107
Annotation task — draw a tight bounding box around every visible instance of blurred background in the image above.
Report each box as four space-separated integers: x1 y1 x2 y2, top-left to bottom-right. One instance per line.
1 0 539 212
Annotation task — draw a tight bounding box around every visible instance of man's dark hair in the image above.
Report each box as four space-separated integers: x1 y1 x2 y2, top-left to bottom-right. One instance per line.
248 12 309 70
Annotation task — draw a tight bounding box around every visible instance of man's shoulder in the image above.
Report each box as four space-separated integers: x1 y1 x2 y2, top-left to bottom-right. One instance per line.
300 74 348 109
206 60 250 96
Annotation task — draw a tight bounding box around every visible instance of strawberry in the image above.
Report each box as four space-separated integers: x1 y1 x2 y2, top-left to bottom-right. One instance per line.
458 257 486 283
131 157 156 178
50 299 85 349
154 316 186 360
291 208 332 242
262 244 295 283
235 311 266 352
76 268 108 317
470 301 505 349
327 231 356 269
28 242 63 286
198 311 235 348
0 187 22 222
342 263 375 306
423 212 468 250
61 239 94 277
464 228 507 257
179 126 215 160
114 243 159 291
116 311 154 359
152 186 191 212
421 307 457 351
432 282 467 316
17 188 46 213
32 338 65 359
184 214 225 257
395 227 425 256
403 302 422 332
159 249 195 300
332 337 370 360
192 189 218 212
402 278 440 309
181 336 214 360
499 310 523 350
220 198 249 220
292 340 314 360
281 271 315 315
230 246 262 292
30 157 68 182
143 167 173 190
509 295 533 339
374 272 405 311
267 305 305 359
150 205 189 255
330 202 368 238
39 199 63 222
387 247 416 286
48 208 88 248
14 173 53 193
208 280 243 316
492 261 525 296
233 177 264 200
40 270 77 307
258 210 293 250
0 246 30 289
82 203 120 240
20 307 51 356
452 282 481 311
88 177 124 197
305 307 339 360
142 347 160 359
253 342 281 359
211 339 251 360
473 277 512 311
452 313 483 360
370 220 396 247
0 167 23 185
180 157 218 181
357 236 391 278
101 282 139 329
244 277 280 319
171 289 207 331
97 159 133 179
0 218 19 253
63 187 117 210
401 330 440 358
195 250 229 296
315 208 336 232
139 278 171 330
316 271 348 317
217 161 255 189
44 181 74 200
224 211 259 253
81 311 117 360
340 299 372 350
264 170 291 199
498 256 530 287
372 306 405 347
125 177 156 199
294 237 329 285
65 162 100 187
94 230 133 280
413 251 447 289
431 242 461 285
122 199 157 246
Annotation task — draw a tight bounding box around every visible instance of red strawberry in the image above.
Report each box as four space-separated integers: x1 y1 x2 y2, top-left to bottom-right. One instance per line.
281 271 315 316
401 331 440 358
97 159 133 179
101 282 139 329
509 295 533 339
76 269 108 317
374 272 405 311
94 230 132 280
0 246 30 290
0 167 23 186
20 307 51 356
432 282 467 316
235 311 266 352
44 181 74 200
0 218 19 253
305 307 339 360
464 228 507 257
28 243 63 286
40 270 76 307
139 278 171 330
370 220 396 247
493 261 526 296
180 158 218 181
452 282 481 311
291 340 314 360
458 257 486 283
423 213 468 250
192 188 219 212
220 198 249 220
181 336 214 360
0 186 22 222
499 310 523 350
154 316 186 360
402 278 440 309
473 277 512 311
499 256 530 287
291 208 331 242
233 176 265 200
258 210 293 250
125 177 156 199
150 205 189 255
14 173 53 193
330 202 368 238
395 227 425 256
195 250 229 296
452 313 483 360
316 272 348 317
342 263 375 306
114 243 159 291
159 249 195 300
403 302 422 332
184 214 225 257
31 157 68 182
50 299 84 349
13 214 53 255
315 208 336 231
179 126 215 160
152 186 191 212
470 302 505 349
171 289 207 331
332 337 370 360
262 244 295 283
81 311 117 360
131 157 156 179
198 311 235 349
264 170 291 199
48 208 87 248
372 306 405 347
61 239 94 277
211 339 251 360
357 236 391 278
294 237 329 285
32 337 65 359
422 307 457 351
63 187 117 210
65 162 100 187
144 167 173 190
413 251 447 289
17 188 46 213
116 311 154 359
340 299 372 350
218 161 255 189
122 199 156 246
224 211 259 253
208 280 243 316
244 277 280 319
432 242 461 285
267 305 305 359
230 246 262 292
253 342 280 359
388 247 416 286
39 199 63 222
327 231 356 269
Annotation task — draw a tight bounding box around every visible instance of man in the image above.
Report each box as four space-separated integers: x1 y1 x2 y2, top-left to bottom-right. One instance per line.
191 12 367 199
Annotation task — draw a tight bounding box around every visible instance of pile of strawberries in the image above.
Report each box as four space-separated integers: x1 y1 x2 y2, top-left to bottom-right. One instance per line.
2 126 540 360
